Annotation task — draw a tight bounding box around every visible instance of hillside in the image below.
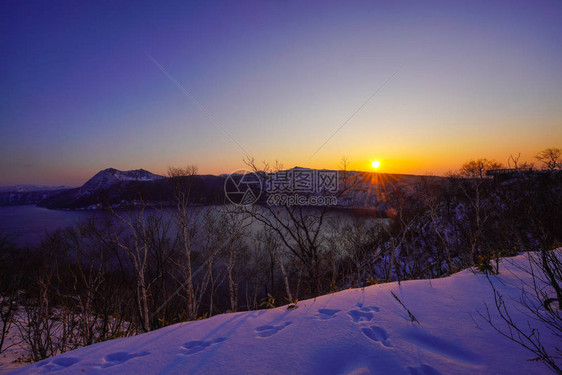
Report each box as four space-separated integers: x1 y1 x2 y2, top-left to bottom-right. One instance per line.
36 169 225 210
0 186 73 207
8 252 558 374
35 166 446 210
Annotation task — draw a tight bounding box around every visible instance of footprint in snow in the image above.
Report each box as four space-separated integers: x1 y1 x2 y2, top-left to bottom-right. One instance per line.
407 364 441 375
315 308 340 320
356 302 380 312
181 337 228 355
255 321 292 337
102 351 150 368
347 303 381 323
36 357 80 372
347 309 374 323
361 325 392 348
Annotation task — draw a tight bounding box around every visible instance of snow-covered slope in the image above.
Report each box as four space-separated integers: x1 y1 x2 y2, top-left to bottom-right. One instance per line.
10 253 557 374
36 168 166 209
80 168 163 193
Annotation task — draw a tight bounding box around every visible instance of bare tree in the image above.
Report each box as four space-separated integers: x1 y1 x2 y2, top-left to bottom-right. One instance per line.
240 158 354 297
14 235 77 362
0 234 19 355
455 159 502 263
508 153 534 170
167 166 200 320
0 282 18 356
111 205 166 332
256 227 295 302
17 280 58 361
57 223 116 346
217 208 254 312
481 250 561 374
196 209 229 317
536 148 562 171
460 158 503 179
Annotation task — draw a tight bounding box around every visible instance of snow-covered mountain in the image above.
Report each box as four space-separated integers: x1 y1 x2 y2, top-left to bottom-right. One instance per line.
80 168 164 193
36 168 167 209
36 168 228 210
31 167 443 211
9 253 558 374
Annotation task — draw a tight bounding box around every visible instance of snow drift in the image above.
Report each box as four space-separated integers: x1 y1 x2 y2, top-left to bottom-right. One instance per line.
10 253 558 374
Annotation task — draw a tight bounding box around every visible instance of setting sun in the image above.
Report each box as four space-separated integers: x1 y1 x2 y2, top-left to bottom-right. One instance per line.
371 160 381 169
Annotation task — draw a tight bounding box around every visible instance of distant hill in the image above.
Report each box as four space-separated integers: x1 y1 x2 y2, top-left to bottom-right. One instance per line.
30 167 446 211
38 168 225 209
0 184 73 193
0 185 73 206
80 168 164 192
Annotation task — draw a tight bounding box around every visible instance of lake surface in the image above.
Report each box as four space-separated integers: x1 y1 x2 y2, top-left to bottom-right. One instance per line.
0 205 102 246
0 205 215 247
0 205 387 248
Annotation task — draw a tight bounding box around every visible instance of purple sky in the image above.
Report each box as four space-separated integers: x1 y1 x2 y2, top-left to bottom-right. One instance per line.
1 0 561 186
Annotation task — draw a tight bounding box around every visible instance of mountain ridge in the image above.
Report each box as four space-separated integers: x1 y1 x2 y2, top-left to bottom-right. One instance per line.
80 168 164 193
28 167 446 211
37 167 223 210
